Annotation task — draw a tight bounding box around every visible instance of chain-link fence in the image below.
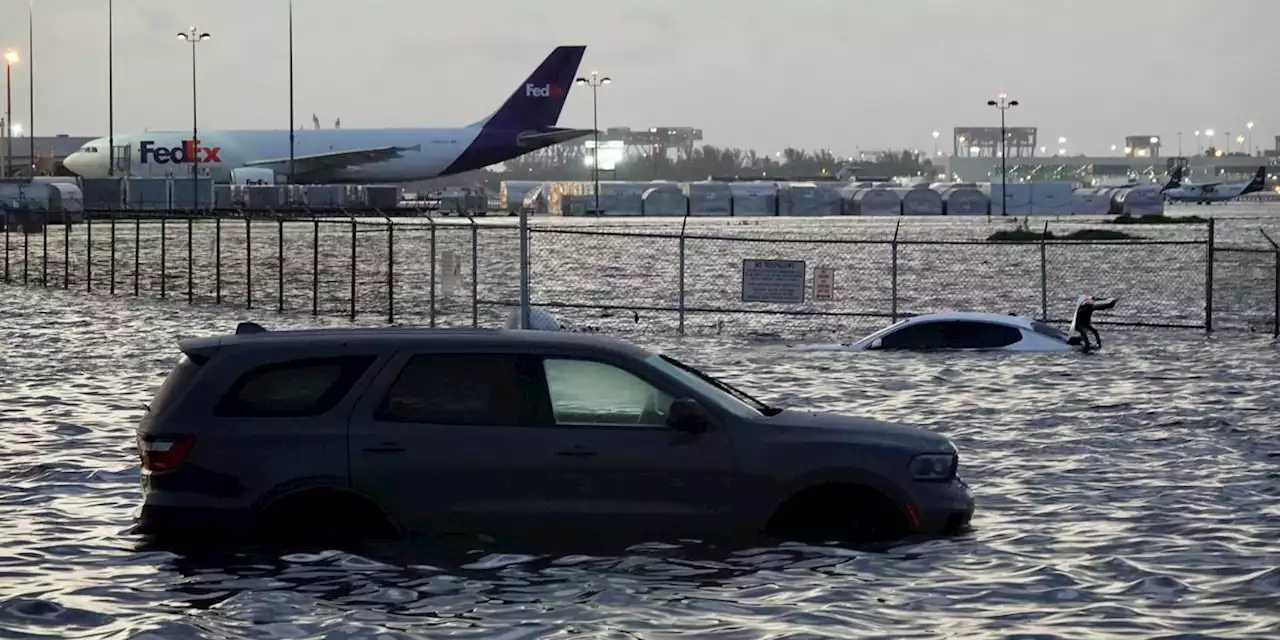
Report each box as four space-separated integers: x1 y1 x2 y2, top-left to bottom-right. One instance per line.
2 212 1277 338
526 219 1223 337
0 212 521 328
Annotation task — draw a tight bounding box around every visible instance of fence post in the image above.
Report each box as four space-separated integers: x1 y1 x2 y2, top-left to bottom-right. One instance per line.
890 219 901 322
133 216 140 296
160 216 167 299
277 217 285 313
41 212 47 287
312 218 320 316
245 215 253 310
187 215 194 305
1263 229 1280 339
86 215 93 291
470 216 479 328
22 222 29 285
349 218 357 321
3 212 8 283
518 207 530 328
1204 217 1214 334
110 213 117 295
1040 221 1049 321
678 215 688 335
215 216 222 305
386 217 394 325
62 217 69 289
429 216 437 328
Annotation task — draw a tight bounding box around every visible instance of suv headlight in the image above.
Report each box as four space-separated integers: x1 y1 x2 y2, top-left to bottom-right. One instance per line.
909 453 957 481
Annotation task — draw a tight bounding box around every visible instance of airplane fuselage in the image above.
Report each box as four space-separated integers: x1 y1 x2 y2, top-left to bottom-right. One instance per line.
68 126 563 184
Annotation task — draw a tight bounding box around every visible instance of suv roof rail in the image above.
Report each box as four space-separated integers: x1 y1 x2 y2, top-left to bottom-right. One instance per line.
236 321 269 335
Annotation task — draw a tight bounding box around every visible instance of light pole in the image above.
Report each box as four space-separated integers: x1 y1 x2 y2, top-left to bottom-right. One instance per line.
108 0 114 176
1205 128 1215 155
1246 121 1254 156
932 130 940 156
3 49 15 177
986 93 1019 216
177 27 211 212
1177 131 1182 157
574 70 610 214
27 0 33 175
288 0 295 205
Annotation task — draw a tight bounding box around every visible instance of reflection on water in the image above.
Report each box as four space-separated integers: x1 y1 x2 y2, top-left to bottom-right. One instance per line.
0 286 1277 638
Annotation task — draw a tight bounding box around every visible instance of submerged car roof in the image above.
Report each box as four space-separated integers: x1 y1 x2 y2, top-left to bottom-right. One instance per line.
176 325 654 361
901 311 1039 328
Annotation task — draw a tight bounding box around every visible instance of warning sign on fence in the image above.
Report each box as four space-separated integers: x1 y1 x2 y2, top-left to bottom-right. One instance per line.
741 259 806 304
814 266 835 301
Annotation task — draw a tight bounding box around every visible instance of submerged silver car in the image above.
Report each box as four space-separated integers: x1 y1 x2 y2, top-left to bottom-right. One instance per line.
136 322 975 545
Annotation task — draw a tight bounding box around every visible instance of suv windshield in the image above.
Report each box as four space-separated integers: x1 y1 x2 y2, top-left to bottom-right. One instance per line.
647 354 780 417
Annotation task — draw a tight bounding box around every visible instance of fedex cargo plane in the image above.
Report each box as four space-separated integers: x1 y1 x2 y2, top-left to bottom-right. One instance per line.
63 45 592 184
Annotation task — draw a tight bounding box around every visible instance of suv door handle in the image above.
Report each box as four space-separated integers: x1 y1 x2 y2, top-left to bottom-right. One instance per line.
555 447 596 458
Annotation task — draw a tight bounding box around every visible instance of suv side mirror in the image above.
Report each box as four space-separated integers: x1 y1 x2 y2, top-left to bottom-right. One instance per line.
666 397 711 433
869 338 883 350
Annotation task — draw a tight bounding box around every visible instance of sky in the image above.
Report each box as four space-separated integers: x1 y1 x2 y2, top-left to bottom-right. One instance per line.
0 0 1276 156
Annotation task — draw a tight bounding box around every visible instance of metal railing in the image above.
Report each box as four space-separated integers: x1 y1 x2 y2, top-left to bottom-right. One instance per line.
2 211 1277 339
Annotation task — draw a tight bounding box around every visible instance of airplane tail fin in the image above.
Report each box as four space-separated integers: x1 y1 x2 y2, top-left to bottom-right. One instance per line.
1161 165 1183 191
1243 166 1267 194
469 45 586 132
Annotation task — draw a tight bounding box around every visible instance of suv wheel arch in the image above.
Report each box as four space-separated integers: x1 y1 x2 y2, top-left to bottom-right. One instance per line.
762 472 913 544
252 479 399 543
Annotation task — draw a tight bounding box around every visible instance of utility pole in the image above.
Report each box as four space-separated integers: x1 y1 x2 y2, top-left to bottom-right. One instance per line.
288 0 295 204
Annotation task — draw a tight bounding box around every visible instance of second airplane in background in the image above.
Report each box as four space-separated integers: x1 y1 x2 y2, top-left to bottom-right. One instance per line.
63 45 594 184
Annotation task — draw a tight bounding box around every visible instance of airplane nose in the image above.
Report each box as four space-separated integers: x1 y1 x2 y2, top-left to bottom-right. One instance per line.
63 152 86 177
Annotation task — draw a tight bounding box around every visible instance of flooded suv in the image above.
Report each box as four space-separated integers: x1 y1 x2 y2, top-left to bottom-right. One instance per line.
136 323 974 545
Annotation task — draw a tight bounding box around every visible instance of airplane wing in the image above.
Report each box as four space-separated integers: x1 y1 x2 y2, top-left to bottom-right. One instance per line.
242 144 422 176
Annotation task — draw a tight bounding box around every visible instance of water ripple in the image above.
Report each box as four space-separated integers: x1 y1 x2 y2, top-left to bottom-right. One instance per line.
0 286 1277 638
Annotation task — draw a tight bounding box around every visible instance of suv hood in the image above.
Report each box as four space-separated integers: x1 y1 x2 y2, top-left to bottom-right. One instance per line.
765 409 956 452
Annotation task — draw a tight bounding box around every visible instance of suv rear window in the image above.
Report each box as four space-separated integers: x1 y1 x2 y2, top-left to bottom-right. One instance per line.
214 356 376 418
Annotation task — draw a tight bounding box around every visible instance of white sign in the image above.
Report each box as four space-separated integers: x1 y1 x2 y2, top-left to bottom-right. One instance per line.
440 250 461 298
741 259 806 304
814 266 835 301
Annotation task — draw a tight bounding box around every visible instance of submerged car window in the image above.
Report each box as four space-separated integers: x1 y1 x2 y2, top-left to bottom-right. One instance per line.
878 322 945 349
214 355 376 418
542 358 672 426
376 354 545 426
941 321 1023 349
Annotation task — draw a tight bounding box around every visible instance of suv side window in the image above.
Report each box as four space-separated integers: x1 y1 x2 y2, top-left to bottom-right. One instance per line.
376 354 548 426
214 355 376 418
542 358 672 426
941 321 1023 349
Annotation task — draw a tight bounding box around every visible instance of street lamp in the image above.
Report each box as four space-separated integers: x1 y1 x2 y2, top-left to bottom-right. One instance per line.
3 49 15 177
575 70 610 214
1246 121 1255 156
932 130 940 156
108 0 114 176
288 0 296 205
177 27 211 213
1205 128 1215 154
1236 134 1245 153
986 93 1018 216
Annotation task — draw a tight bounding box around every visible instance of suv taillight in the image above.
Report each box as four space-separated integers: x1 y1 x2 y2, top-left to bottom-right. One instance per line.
137 435 195 472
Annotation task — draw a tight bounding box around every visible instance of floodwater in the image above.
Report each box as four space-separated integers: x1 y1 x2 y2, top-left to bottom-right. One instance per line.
1 283 1278 638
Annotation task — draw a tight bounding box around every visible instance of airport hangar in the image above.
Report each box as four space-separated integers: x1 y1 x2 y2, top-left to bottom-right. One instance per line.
0 134 94 178
938 127 1279 186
